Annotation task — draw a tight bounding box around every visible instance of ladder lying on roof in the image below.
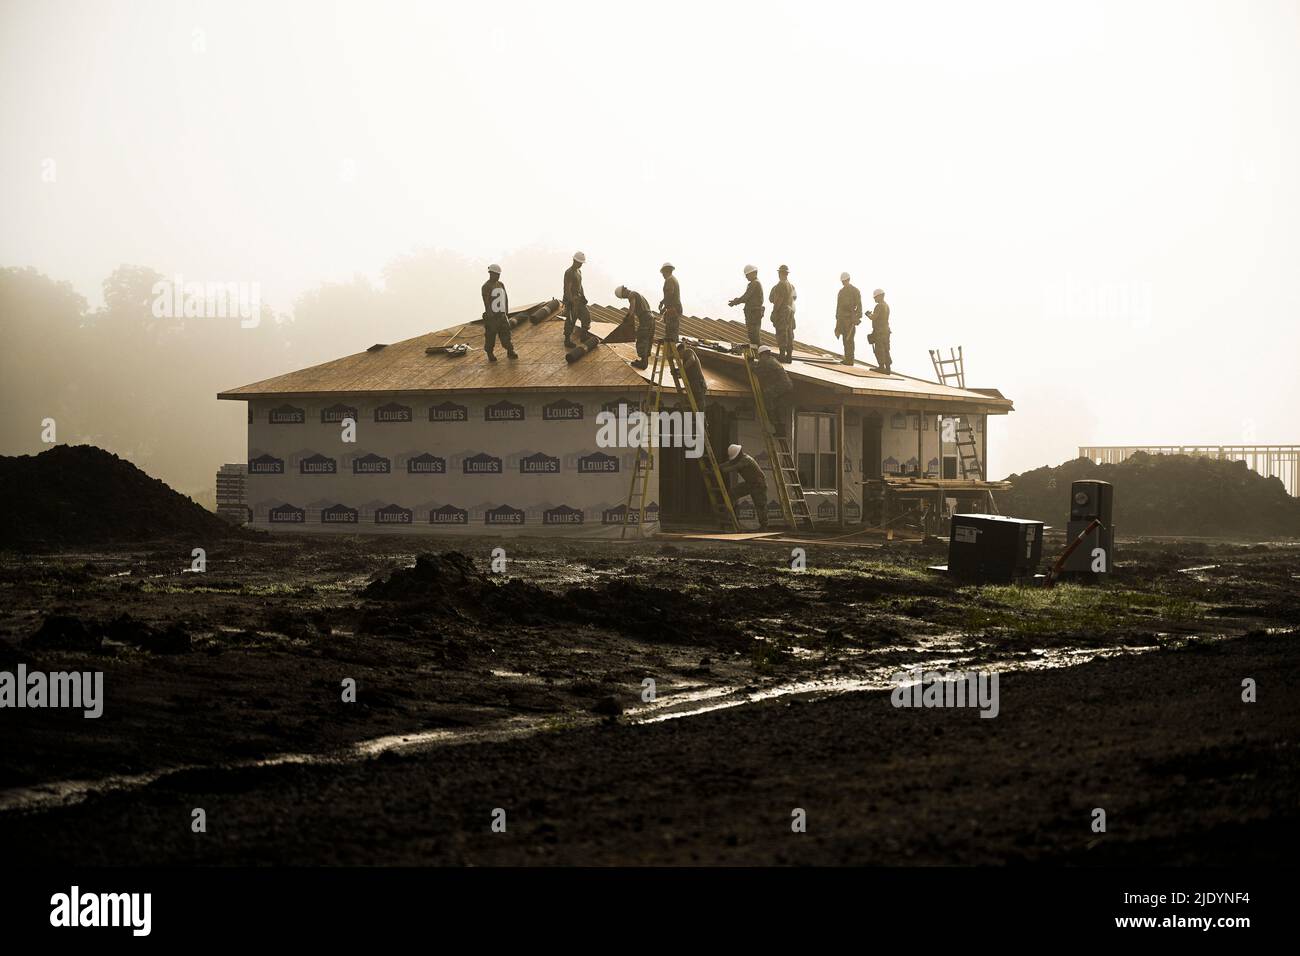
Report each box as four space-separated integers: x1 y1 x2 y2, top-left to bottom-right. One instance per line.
621 340 740 538
932 345 999 515
740 346 813 530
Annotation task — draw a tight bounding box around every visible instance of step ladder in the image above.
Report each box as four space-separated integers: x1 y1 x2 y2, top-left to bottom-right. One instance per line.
622 340 740 538
741 346 813 530
929 346 966 388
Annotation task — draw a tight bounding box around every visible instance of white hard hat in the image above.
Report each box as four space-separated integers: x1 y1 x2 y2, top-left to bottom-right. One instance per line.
840 272 850 281
573 251 586 263
488 263 501 274
661 261 674 271
873 288 885 297
758 345 773 355
614 285 627 297
727 443 742 460
743 264 757 275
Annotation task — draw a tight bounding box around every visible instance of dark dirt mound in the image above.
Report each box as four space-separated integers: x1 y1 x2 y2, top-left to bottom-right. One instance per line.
0 444 244 550
25 614 104 652
362 551 484 601
362 552 747 645
558 579 747 645
361 552 555 618
107 614 193 654
1001 452 1300 538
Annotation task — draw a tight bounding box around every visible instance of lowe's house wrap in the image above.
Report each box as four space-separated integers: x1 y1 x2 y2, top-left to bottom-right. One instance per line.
218 301 1012 536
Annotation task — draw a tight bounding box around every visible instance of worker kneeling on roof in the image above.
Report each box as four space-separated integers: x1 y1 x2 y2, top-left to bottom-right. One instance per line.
615 285 656 370
721 443 769 530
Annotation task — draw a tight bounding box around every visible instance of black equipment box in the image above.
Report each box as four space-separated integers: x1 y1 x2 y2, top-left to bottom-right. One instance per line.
1062 479 1115 579
948 514 1044 584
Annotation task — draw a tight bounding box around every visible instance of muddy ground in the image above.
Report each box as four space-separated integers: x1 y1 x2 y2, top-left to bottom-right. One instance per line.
1 532 1297 864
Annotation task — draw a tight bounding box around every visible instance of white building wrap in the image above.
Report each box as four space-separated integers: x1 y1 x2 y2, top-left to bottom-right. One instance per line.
244 393 659 536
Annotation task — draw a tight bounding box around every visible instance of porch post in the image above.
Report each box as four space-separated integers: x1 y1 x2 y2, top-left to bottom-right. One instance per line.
916 409 923 476
837 402 846 530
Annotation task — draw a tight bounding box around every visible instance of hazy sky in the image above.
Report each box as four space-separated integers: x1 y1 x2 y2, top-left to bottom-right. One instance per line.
3 0 1297 477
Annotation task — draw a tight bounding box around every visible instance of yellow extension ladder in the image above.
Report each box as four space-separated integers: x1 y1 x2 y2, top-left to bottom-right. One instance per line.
740 346 813 530
622 340 740 538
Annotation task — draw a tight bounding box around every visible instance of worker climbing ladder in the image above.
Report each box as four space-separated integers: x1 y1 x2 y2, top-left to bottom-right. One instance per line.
740 346 813 530
621 340 740 539
931 345 999 514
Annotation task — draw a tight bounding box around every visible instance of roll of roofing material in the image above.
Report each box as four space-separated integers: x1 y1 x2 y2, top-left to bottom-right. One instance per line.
528 298 562 324
565 337 599 364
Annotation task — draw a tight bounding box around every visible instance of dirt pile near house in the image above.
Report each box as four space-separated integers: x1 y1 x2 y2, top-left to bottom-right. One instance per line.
362 551 747 645
0 445 245 551
1001 452 1300 538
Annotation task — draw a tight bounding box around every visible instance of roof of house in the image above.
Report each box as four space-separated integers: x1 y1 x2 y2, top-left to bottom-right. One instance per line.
218 302 1012 412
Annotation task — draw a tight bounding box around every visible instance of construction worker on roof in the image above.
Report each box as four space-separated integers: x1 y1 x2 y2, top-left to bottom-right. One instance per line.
769 264 796 363
835 272 862 366
563 251 590 348
866 288 891 374
728 264 765 346
659 262 682 344
615 285 655 369
480 264 517 362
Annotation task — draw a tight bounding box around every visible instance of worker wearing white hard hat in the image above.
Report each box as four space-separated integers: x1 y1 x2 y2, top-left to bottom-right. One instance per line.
867 288 891 374
562 253 590 348
728 266 765 346
481 263 517 362
719 443 770 530
615 285 656 369
835 273 863 366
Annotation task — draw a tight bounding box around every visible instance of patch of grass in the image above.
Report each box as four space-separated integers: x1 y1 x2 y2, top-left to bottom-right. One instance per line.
802 561 935 583
957 583 1206 638
749 637 791 673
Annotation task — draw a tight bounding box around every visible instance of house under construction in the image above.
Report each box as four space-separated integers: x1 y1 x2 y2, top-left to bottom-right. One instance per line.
217 302 1014 535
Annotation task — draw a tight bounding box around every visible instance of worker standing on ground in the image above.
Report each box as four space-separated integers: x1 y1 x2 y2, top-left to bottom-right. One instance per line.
480 264 517 362
721 443 770 530
769 264 797 362
563 252 590 348
659 262 682 344
866 288 891 373
680 344 707 410
728 264 765 346
754 345 795 435
835 272 862 366
615 285 656 369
